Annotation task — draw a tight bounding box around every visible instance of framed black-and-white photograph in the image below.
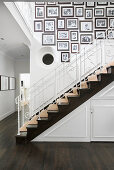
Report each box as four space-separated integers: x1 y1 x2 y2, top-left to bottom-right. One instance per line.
61 7 74 17
85 9 93 19
47 2 56 5
71 43 79 53
110 2 114 5
70 31 78 41
106 7 114 17
107 30 114 39
97 2 108 6
76 7 83 17
35 2 45 5
42 34 55 46
95 18 108 28
9 77 16 90
44 20 55 32
57 18 65 30
66 18 78 30
72 2 84 5
46 6 59 18
0 76 9 91
57 30 69 40
80 21 93 32
61 52 70 62
80 34 93 44
34 20 43 32
109 18 114 28
95 30 106 39
57 41 69 51
94 8 104 17
86 2 95 7
35 6 45 18
58 2 71 4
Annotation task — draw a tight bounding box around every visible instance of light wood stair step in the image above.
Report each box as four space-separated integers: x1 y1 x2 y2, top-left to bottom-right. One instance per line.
57 98 69 105
88 74 98 81
95 66 107 75
72 87 79 95
65 92 78 98
29 115 39 125
39 109 48 118
47 103 58 111
20 122 29 132
80 81 88 89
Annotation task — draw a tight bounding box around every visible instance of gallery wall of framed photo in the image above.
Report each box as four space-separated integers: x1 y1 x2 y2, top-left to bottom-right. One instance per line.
0 75 16 91
34 2 114 62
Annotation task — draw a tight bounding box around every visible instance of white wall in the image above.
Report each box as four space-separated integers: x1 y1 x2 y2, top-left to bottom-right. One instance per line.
15 58 30 98
0 51 15 120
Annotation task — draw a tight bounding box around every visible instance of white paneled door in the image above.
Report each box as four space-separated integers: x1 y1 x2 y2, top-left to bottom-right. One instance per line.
91 99 114 141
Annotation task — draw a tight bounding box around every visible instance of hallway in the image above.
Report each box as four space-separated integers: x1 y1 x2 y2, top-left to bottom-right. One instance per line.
0 112 114 170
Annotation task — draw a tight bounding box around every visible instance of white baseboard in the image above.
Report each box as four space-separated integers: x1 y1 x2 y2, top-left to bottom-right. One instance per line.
0 110 16 121
32 137 90 142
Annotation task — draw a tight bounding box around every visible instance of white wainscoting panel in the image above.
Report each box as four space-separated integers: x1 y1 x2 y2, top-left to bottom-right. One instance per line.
33 101 90 142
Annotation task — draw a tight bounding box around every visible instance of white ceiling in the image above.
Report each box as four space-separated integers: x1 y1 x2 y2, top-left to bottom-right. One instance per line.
0 2 30 59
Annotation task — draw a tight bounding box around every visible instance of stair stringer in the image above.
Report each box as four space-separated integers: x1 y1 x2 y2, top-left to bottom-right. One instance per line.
32 81 114 142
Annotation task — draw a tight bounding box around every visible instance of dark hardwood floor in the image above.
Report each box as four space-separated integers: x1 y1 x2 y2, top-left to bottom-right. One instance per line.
0 112 114 170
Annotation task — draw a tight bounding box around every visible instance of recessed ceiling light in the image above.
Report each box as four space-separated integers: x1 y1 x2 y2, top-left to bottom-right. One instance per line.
0 38 4 40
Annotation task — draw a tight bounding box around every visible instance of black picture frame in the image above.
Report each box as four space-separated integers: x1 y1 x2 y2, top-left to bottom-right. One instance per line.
86 2 95 8
57 41 69 51
85 9 93 19
107 29 114 39
80 34 93 44
109 18 114 28
70 31 78 41
72 2 84 5
97 2 108 6
106 7 114 17
44 19 55 32
80 20 93 33
42 34 56 46
75 7 84 17
34 20 43 32
66 18 78 30
46 6 59 18
95 18 108 29
71 43 79 53
61 52 70 62
35 6 45 19
57 18 65 30
95 30 106 39
57 30 69 40
9 77 16 90
94 8 104 17
0 75 9 91
61 7 74 17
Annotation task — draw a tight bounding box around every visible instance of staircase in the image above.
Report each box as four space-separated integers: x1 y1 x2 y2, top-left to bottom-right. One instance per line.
16 61 114 144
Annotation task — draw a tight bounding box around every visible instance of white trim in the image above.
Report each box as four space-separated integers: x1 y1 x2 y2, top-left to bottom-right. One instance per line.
0 110 16 121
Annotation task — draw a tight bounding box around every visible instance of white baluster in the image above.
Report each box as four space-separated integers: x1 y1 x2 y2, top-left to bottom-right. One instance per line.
80 53 81 89
17 96 20 135
84 47 86 81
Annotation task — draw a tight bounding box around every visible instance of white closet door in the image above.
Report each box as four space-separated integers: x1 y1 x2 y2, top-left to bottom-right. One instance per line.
91 99 114 141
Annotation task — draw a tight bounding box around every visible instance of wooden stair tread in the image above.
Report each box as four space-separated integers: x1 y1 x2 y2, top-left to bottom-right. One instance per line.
65 92 78 97
80 81 88 89
28 115 38 125
39 110 48 118
47 103 58 111
57 98 69 104
95 67 107 75
20 122 29 132
88 74 98 81
106 61 114 68
72 87 78 94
